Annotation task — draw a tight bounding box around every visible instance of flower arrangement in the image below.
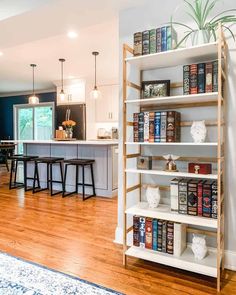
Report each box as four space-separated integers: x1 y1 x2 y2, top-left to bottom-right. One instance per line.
62 120 76 128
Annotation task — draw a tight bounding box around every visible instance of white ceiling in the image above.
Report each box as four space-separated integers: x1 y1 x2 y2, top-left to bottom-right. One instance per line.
0 0 146 95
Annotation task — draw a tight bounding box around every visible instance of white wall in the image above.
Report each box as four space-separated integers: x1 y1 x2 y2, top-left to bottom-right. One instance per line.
116 0 236 270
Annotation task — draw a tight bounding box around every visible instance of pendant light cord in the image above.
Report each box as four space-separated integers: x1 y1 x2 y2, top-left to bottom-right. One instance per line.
94 54 97 88
61 61 64 91
33 66 35 95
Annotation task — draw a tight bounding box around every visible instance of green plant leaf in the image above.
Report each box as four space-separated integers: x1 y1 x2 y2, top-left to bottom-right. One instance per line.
166 21 194 31
184 0 202 28
222 25 236 41
175 31 193 48
202 0 219 27
210 9 236 23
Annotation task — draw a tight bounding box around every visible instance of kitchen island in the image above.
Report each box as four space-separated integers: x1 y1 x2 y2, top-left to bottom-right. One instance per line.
5 140 118 198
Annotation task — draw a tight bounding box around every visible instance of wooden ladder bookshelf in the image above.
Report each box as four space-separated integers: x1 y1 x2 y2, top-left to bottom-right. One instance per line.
122 24 227 292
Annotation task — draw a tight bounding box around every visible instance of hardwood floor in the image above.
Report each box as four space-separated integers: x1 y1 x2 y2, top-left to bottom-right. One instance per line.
0 168 235 295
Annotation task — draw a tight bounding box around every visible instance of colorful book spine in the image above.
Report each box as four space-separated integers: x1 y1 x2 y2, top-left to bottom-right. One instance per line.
205 62 213 92
133 215 140 247
211 181 218 219
167 26 177 51
162 220 167 253
174 223 187 257
190 64 198 94
187 180 198 216
149 29 157 54
178 179 188 214
197 180 204 216
183 65 190 95
156 28 162 52
170 178 179 211
154 112 161 142
166 221 174 254
160 111 167 142
145 217 153 249
142 30 150 55
143 112 149 142
133 113 139 142
157 220 163 252
149 112 155 143
152 219 158 251
166 111 181 142
138 112 144 142
133 32 142 56
161 27 167 51
202 181 212 217
198 63 205 93
139 217 146 248
213 60 218 92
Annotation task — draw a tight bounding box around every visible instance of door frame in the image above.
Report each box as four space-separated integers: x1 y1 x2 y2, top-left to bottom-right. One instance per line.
13 102 55 140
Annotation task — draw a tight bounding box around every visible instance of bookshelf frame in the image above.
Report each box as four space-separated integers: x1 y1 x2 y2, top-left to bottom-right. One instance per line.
122 24 227 292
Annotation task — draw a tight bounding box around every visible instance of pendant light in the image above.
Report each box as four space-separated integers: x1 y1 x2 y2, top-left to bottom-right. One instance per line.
90 51 101 99
28 64 39 104
59 58 66 101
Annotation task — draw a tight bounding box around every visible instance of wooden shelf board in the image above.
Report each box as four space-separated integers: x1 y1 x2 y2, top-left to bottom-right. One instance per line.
125 92 219 106
125 168 217 180
125 202 217 228
126 246 217 277
125 142 218 146
125 42 218 70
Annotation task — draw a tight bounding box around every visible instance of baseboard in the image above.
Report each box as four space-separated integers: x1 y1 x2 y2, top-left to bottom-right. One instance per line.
114 226 236 271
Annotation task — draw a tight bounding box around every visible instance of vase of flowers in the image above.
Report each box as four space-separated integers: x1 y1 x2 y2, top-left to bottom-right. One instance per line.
171 0 236 47
62 120 76 139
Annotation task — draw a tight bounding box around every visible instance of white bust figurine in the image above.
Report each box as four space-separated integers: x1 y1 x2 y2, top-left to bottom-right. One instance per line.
191 120 207 143
146 186 160 208
191 234 208 260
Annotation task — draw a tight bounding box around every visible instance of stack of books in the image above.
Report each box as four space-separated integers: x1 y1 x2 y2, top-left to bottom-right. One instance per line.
183 61 218 95
133 216 187 257
133 111 181 143
134 26 177 56
171 179 218 218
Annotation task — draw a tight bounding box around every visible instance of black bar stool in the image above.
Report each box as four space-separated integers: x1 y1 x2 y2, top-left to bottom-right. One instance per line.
32 157 64 196
63 159 96 200
9 155 40 191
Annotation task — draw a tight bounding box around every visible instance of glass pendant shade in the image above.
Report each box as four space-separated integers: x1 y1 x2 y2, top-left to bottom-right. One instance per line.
28 64 39 104
59 58 66 102
90 86 101 100
28 94 39 104
90 51 101 99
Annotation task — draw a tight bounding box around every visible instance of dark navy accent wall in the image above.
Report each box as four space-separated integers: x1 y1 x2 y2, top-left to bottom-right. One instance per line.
0 92 56 139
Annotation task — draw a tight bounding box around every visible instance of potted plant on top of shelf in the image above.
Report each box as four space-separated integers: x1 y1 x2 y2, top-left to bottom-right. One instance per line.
171 0 236 47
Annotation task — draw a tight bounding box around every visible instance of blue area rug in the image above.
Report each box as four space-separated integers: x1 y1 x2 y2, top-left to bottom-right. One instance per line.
0 252 124 295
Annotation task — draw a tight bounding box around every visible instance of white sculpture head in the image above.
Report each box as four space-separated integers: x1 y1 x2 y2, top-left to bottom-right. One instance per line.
191 120 207 143
191 234 208 260
146 186 160 208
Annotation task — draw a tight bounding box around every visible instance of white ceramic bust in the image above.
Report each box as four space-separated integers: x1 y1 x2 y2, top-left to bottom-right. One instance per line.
190 120 207 143
146 186 160 208
191 234 208 260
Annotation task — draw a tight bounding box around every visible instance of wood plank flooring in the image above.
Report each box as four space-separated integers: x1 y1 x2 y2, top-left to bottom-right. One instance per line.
0 168 235 295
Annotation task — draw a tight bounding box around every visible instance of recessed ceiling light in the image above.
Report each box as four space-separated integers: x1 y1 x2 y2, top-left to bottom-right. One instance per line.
67 31 78 39
0 51 3 56
68 75 75 79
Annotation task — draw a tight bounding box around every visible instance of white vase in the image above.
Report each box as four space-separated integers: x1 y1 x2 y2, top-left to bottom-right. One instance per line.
191 234 208 260
191 120 207 143
146 186 160 208
191 30 211 46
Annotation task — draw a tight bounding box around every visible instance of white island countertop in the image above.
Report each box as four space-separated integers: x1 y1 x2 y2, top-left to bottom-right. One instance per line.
1 139 119 145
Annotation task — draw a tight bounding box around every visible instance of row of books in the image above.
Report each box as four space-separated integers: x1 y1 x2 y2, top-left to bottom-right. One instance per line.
133 216 186 256
183 61 218 95
134 26 177 56
133 111 181 142
170 178 218 218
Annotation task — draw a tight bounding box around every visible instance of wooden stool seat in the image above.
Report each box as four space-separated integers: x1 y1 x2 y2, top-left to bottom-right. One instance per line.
32 157 64 196
63 158 96 200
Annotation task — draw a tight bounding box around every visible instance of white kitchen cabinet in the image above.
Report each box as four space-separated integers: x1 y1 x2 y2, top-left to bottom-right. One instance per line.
95 84 119 122
57 83 85 105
